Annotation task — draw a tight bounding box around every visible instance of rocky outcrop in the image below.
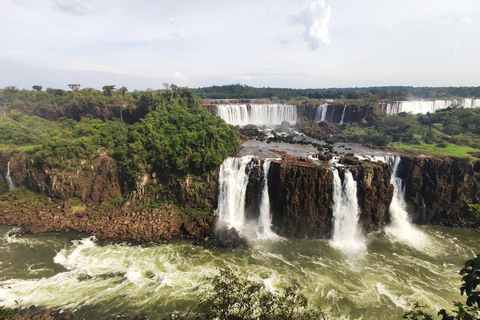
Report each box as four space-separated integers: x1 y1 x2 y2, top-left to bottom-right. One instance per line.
346 160 394 232
0 152 219 244
264 155 393 238
399 155 480 228
268 157 333 238
4 152 121 203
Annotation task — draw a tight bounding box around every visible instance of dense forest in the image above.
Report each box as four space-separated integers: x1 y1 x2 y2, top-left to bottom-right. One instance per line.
193 84 480 101
0 86 240 190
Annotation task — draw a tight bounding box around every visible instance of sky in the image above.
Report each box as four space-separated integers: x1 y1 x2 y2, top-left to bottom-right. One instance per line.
1 0 479 90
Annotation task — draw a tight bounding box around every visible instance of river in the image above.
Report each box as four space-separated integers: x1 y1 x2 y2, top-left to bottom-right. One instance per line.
1 224 478 319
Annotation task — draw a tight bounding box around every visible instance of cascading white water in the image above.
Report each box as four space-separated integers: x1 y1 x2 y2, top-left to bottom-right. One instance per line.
384 156 428 248
258 160 275 238
314 104 329 122
216 104 297 126
331 169 365 255
340 106 346 125
5 161 15 191
217 157 279 240
216 156 253 230
385 98 480 115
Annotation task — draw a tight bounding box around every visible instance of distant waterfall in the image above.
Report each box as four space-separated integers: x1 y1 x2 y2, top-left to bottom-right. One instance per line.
258 160 274 237
5 162 15 191
384 156 428 248
217 156 253 230
314 104 329 122
331 169 365 254
340 106 346 125
216 104 297 126
385 99 480 115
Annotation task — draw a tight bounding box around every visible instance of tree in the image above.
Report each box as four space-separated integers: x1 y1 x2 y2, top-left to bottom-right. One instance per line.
4 86 19 93
102 85 116 96
163 82 169 90
32 85 42 91
68 84 80 90
118 86 128 96
191 266 325 320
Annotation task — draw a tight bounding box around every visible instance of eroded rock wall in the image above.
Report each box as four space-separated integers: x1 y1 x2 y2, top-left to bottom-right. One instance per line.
399 155 480 227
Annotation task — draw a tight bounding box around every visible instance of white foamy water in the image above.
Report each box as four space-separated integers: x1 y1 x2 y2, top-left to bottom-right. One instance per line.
216 104 297 126
216 156 253 230
384 99 480 115
331 169 366 256
258 160 273 236
216 157 279 240
0 225 479 319
314 103 329 122
340 105 346 125
6 161 15 191
384 156 430 249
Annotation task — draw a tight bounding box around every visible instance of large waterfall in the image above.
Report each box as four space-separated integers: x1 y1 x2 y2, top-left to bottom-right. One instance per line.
384 156 428 248
216 104 297 126
217 156 277 239
384 98 480 115
217 156 253 230
5 161 15 191
331 169 365 255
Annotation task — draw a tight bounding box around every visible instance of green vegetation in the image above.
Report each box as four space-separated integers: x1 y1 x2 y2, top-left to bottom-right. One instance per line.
389 142 480 158
0 306 17 320
191 266 325 320
193 84 480 101
301 106 480 158
404 254 480 320
0 87 240 189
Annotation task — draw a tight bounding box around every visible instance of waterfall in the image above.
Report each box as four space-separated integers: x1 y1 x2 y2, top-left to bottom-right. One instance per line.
120 108 124 122
340 106 346 124
216 156 253 230
314 104 329 122
384 156 428 248
331 169 365 255
216 156 279 240
5 162 15 191
258 160 275 237
385 98 480 115
215 104 297 126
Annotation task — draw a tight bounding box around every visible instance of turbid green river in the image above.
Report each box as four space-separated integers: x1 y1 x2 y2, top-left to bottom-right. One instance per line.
0 224 479 319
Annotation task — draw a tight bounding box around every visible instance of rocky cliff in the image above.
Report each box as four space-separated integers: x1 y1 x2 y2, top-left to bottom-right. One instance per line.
399 155 480 228
244 156 393 238
0 151 218 243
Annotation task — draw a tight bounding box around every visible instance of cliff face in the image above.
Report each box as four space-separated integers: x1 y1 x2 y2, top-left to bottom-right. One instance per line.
0 151 219 243
399 156 480 228
268 158 333 238
258 156 392 238
3 152 121 203
348 161 393 232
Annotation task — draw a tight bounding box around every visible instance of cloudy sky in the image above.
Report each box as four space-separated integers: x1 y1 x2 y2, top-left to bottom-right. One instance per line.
1 0 479 90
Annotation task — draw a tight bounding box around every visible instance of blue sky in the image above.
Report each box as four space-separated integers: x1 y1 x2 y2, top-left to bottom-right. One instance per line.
1 0 479 90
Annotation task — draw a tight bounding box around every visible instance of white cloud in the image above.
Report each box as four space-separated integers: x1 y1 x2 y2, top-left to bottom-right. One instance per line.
295 0 331 50
53 0 94 16
461 17 473 25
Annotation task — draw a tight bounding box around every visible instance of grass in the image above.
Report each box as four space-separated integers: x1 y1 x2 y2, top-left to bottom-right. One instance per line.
389 141 480 158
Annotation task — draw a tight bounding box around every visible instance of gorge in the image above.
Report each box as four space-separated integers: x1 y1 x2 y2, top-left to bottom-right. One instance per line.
1 91 480 319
